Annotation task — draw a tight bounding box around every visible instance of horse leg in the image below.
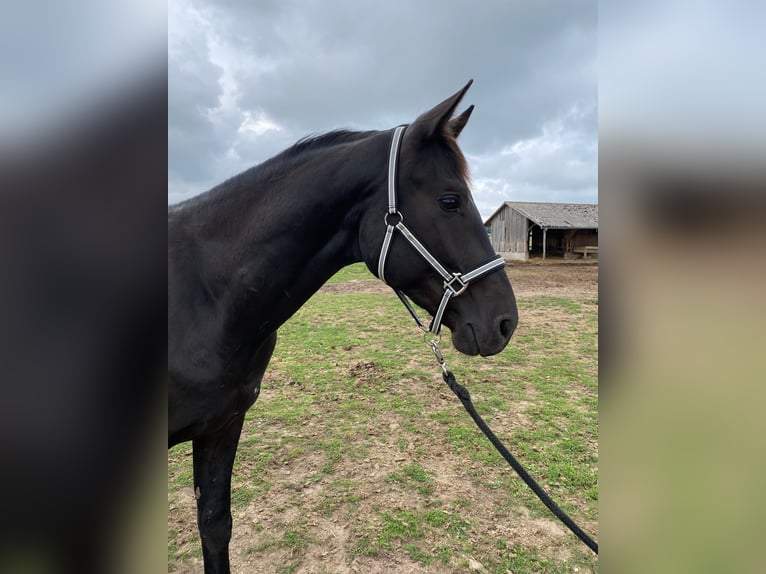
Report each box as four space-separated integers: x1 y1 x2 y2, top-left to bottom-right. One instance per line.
192 332 277 573
192 415 244 574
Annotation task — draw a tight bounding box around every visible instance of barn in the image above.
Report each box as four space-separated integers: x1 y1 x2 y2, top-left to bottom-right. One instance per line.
485 201 598 261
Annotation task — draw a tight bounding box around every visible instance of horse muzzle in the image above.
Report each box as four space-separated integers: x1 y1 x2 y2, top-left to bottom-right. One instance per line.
451 309 518 357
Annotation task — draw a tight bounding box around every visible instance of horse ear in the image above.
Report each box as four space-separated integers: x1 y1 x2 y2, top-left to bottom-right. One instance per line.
409 79 473 142
448 105 474 139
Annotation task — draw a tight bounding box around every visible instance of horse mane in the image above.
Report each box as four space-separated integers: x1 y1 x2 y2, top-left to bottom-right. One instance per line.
170 129 378 214
170 125 470 214
284 127 470 187
249 129 378 181
288 129 374 156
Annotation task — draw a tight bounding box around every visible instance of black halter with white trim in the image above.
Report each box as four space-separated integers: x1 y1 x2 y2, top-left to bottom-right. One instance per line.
377 125 507 336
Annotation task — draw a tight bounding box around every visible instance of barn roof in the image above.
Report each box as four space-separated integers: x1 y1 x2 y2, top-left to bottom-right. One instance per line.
485 201 598 229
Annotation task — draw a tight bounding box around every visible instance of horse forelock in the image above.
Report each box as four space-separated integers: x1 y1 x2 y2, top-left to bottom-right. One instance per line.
441 129 471 185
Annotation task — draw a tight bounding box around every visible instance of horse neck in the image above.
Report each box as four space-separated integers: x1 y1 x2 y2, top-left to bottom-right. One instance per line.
184 131 388 333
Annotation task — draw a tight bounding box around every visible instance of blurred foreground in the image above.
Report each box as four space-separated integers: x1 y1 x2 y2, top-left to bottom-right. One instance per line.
0 2 167 572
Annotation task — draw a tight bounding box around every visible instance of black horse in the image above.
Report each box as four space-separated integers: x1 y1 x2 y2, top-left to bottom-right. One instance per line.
168 81 518 573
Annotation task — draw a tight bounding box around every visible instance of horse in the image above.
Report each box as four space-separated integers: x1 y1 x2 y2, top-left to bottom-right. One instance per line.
168 80 518 573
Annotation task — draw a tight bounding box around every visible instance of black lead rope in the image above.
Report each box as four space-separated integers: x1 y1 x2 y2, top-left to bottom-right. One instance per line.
442 369 599 554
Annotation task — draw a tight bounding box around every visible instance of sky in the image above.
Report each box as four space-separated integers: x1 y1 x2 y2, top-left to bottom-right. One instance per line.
168 0 597 220
1 1 165 143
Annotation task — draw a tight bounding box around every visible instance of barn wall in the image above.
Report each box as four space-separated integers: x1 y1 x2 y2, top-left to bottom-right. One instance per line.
488 206 529 259
488 204 598 260
487 207 509 252
571 229 599 247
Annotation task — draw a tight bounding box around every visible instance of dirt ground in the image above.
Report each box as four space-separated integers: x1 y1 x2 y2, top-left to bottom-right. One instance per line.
320 260 598 300
169 260 598 574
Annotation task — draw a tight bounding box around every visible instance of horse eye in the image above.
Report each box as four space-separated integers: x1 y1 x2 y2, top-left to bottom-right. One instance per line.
439 195 461 212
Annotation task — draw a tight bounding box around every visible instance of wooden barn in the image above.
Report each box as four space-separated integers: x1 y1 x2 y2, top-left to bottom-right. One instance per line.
485 201 598 261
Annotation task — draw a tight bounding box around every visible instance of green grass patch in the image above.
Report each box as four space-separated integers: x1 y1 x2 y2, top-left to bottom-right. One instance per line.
231 485 256 508
519 295 583 314
489 542 567 573
385 463 435 495
422 509 471 535
325 262 376 284
282 527 311 550
169 270 598 573
352 507 475 566
377 509 425 548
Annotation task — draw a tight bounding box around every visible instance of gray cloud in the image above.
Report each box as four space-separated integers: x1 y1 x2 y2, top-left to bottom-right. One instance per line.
168 0 597 215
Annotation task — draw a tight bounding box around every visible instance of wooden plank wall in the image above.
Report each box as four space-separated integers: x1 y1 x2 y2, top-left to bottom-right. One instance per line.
571 229 599 248
488 206 528 257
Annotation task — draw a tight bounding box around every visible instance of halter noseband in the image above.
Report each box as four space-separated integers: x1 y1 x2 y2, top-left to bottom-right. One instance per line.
378 125 507 336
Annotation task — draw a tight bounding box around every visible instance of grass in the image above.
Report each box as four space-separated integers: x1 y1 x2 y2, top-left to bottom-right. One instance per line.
168 262 598 573
324 262 377 283
385 463 435 495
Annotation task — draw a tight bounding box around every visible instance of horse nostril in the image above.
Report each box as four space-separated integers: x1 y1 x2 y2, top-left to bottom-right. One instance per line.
499 316 516 339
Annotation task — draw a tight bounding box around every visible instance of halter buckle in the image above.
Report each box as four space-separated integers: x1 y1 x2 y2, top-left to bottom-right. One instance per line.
444 273 468 296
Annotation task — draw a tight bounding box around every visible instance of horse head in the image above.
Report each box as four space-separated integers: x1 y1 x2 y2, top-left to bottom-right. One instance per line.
358 81 518 356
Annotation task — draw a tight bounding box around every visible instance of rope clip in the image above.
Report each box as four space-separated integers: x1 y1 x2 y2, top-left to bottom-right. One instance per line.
426 338 448 375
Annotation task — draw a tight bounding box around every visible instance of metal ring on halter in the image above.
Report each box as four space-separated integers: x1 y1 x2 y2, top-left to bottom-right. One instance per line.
383 211 403 227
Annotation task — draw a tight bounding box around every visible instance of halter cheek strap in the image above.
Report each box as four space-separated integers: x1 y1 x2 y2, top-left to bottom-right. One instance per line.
378 125 506 336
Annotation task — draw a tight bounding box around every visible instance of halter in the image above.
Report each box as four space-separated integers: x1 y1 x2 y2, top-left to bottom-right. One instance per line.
378 125 507 336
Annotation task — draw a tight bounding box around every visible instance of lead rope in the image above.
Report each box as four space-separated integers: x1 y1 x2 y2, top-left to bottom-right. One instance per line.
426 339 599 555
377 124 596 552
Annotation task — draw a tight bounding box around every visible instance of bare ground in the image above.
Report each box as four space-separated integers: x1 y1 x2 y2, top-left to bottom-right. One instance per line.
169 260 598 573
319 260 598 300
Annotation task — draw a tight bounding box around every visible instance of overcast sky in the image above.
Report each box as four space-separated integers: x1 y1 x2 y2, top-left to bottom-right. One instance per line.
168 0 597 219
